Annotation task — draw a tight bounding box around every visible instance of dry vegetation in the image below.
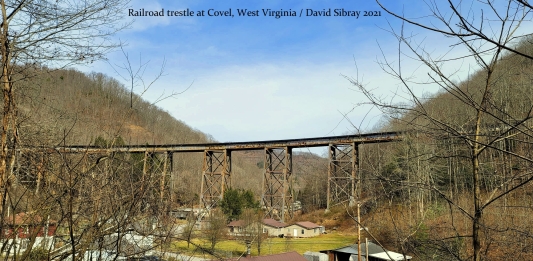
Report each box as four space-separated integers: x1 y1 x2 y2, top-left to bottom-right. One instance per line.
1 1 533 260
343 1 533 260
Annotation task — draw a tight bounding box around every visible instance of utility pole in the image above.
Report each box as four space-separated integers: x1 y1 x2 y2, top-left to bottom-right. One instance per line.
357 203 361 261
366 238 369 261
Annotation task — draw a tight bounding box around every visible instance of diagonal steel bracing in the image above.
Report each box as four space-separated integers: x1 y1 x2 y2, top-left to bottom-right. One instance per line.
200 149 231 209
327 143 358 210
36 132 400 214
138 151 174 212
262 147 292 222
158 152 173 208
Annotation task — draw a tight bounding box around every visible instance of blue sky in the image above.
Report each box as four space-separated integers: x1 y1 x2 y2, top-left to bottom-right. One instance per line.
79 0 532 154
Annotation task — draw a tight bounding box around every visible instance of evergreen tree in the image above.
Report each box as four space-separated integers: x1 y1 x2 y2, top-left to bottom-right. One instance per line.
220 188 243 221
220 188 260 221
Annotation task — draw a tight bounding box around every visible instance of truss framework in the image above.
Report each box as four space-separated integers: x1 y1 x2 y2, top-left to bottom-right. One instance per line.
157 152 173 206
327 143 358 210
137 151 174 212
262 147 292 222
27 132 400 214
200 149 231 209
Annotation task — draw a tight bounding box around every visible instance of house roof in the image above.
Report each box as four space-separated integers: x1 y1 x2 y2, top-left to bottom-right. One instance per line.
227 220 246 227
329 245 359 255
239 251 307 261
321 242 412 260
294 221 321 229
262 218 288 228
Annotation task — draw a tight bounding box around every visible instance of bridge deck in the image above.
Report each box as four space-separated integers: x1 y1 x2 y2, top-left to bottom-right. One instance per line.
49 131 401 153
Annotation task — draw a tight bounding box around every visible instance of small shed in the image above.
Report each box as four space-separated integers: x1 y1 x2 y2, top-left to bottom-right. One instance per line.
4 212 56 239
170 208 194 219
2 212 56 255
320 242 412 261
303 251 329 261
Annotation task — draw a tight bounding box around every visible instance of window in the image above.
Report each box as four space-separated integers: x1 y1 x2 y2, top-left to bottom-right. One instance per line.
263 228 267 233
302 229 305 234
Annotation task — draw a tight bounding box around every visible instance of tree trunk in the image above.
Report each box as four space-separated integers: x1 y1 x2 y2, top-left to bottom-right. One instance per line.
0 0 12 218
472 149 482 261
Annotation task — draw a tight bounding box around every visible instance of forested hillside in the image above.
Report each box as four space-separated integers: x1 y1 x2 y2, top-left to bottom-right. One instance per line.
346 25 533 261
11 32 533 261
17 68 210 146
2 1 531 260
12 67 328 208
12 68 221 206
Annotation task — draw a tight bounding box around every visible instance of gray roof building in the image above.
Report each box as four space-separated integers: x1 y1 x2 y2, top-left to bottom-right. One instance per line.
320 241 412 261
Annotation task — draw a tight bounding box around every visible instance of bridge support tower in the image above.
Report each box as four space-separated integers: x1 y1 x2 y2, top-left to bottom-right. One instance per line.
200 149 231 209
262 147 293 222
327 143 359 211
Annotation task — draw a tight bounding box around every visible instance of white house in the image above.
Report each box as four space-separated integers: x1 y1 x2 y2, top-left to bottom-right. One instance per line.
227 218 289 237
285 221 323 238
261 219 289 237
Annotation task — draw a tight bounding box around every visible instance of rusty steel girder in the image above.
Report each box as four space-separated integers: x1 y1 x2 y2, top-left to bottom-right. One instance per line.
52 132 402 153
327 143 358 210
200 149 231 209
21 132 401 215
262 147 292 222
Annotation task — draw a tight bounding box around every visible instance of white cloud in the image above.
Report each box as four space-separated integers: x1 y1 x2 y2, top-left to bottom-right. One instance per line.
81 0 530 146
156 58 401 143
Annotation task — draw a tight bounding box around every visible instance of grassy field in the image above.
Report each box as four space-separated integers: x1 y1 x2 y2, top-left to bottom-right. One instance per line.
171 233 355 257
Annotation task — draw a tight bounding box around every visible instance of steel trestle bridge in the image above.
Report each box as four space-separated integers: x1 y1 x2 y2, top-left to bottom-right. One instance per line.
46 131 401 221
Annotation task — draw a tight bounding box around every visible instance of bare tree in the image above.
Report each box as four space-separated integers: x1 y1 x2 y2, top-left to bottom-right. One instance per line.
349 1 533 260
0 0 132 259
240 208 266 256
0 0 130 187
182 213 197 249
205 209 227 253
0 0 130 198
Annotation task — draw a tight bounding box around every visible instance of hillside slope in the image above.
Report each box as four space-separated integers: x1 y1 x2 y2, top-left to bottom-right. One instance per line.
14 68 329 208
17 68 210 146
350 38 533 260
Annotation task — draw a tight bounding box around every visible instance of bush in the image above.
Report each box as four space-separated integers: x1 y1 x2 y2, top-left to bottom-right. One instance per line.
28 248 49 261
